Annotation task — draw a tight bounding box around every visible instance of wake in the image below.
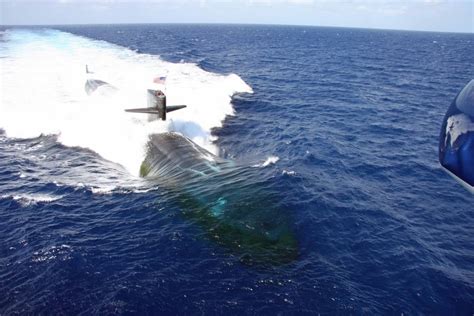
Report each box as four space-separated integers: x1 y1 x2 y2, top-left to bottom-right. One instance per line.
0 29 252 175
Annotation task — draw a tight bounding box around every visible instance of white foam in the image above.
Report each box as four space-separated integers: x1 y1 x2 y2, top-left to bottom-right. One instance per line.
0 29 253 176
282 170 296 176
1 193 63 206
253 155 280 167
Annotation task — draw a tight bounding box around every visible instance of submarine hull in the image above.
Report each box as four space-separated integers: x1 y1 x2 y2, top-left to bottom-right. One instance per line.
141 133 298 265
85 79 117 95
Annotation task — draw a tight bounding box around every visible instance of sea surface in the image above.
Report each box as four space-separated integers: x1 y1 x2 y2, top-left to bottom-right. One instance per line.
0 24 473 314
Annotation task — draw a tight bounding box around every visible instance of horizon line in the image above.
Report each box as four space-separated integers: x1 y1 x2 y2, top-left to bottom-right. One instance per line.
1 22 473 35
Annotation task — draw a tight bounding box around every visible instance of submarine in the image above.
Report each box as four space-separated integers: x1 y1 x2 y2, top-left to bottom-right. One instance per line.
85 71 186 121
85 65 119 96
439 80 474 193
140 132 298 264
84 75 298 265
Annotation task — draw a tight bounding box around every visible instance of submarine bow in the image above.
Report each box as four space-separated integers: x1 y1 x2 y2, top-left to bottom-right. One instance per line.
83 75 297 264
141 133 299 265
439 79 474 192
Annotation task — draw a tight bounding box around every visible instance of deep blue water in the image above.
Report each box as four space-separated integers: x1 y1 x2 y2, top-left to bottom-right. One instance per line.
1 24 474 314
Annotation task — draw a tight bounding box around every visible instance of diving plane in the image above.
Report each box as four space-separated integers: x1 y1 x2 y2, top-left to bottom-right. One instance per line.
84 65 186 121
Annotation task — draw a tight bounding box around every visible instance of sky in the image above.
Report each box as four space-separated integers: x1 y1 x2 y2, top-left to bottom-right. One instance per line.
0 0 473 33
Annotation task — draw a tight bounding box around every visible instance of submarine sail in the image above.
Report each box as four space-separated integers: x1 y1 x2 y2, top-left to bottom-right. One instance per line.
125 89 186 121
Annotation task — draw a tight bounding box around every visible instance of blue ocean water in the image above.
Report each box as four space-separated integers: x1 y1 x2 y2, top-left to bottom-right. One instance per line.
1 24 473 314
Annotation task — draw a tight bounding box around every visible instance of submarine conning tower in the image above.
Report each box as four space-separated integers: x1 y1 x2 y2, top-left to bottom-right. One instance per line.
125 89 186 121
147 89 166 121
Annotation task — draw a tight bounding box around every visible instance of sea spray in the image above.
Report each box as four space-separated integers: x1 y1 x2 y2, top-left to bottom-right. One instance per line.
0 29 252 175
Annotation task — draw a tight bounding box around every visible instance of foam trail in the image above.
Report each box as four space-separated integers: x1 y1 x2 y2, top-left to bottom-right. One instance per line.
0 29 252 175
1 194 62 206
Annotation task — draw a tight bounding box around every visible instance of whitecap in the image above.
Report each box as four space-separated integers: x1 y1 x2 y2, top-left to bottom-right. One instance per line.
282 170 296 176
1 193 63 206
253 155 279 167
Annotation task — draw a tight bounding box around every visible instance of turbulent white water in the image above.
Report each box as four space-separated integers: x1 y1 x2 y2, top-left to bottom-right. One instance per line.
253 155 279 167
0 29 252 175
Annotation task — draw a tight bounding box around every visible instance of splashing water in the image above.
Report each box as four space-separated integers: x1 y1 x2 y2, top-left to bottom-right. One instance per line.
0 29 252 175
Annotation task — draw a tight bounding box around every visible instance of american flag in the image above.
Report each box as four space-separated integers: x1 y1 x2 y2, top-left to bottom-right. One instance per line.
153 76 167 84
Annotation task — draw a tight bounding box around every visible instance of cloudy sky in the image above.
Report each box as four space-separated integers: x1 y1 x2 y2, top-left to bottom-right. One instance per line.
0 0 472 33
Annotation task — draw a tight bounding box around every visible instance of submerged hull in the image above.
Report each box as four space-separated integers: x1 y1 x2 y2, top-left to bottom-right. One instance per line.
141 133 298 265
85 79 117 95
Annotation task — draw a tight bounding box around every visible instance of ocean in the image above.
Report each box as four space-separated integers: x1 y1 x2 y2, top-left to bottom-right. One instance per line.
0 24 473 314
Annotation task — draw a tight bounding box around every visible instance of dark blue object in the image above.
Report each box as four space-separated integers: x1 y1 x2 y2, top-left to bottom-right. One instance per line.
439 80 474 191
